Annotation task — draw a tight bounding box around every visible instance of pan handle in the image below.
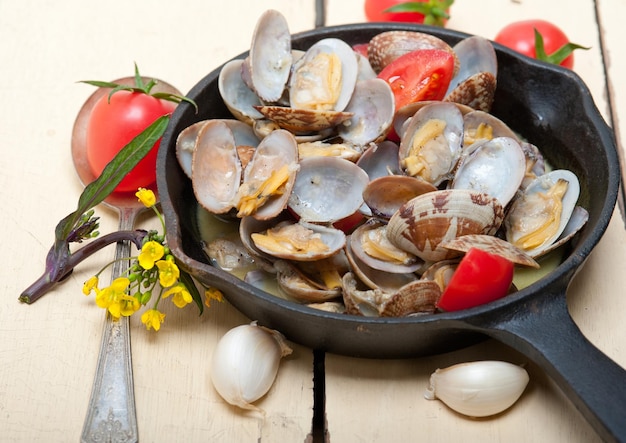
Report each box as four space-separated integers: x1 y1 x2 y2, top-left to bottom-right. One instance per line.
467 288 626 443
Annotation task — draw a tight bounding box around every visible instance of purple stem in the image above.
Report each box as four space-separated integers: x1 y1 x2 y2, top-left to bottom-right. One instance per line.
19 230 147 304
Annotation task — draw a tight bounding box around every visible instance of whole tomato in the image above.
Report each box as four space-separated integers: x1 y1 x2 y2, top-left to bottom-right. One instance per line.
494 20 588 69
87 91 176 193
82 66 194 193
364 0 453 27
436 248 514 312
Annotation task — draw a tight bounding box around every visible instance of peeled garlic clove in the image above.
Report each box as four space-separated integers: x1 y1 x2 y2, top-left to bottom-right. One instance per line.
424 360 529 417
211 322 292 412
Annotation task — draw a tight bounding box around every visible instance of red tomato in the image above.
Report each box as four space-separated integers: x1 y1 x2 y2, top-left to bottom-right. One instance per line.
333 211 366 234
86 91 176 193
364 0 452 26
377 49 455 111
436 248 514 312
494 20 586 69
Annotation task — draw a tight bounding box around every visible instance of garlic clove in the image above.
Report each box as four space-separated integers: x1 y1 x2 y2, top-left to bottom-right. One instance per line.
210 321 292 413
424 360 529 417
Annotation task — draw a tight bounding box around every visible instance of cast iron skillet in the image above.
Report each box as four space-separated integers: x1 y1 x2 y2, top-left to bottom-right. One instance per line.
157 23 626 442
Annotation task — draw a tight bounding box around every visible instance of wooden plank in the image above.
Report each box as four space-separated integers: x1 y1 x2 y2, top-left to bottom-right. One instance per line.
597 0 626 193
324 0 625 441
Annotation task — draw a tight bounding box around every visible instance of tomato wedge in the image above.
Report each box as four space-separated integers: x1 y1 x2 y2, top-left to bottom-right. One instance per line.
437 248 514 312
377 49 455 111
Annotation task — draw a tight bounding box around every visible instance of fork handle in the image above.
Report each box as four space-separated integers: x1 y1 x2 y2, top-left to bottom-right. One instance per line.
81 208 139 443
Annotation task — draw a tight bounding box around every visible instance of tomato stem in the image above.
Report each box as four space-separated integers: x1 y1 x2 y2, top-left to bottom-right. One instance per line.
80 62 198 112
533 28 590 66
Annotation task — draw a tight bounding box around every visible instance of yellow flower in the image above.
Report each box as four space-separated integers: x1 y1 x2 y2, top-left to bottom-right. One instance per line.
156 259 180 288
109 294 141 318
83 276 99 295
95 277 133 320
138 241 165 270
163 284 193 308
136 188 156 208
204 287 224 308
141 309 166 331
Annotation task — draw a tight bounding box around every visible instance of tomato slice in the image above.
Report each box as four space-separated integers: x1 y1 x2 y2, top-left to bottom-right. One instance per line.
377 49 455 111
436 248 514 312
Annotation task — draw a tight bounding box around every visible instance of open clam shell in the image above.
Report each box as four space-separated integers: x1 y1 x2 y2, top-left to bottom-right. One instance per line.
273 259 343 303
218 59 264 124
504 169 581 258
363 174 436 219
337 78 395 146
237 128 299 220
289 37 359 113
288 156 369 223
350 220 424 274
398 102 464 186
191 120 242 214
444 36 497 112
250 219 346 262
356 140 402 179
341 272 439 317
177 119 260 179
248 9 292 102
451 136 526 207
462 110 520 146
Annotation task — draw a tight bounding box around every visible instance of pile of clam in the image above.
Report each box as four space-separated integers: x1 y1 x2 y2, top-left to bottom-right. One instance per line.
176 10 588 317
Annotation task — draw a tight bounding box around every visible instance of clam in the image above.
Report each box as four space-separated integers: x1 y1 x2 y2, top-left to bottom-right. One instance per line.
462 110 520 146
178 119 260 179
218 59 264 124
235 129 299 220
394 101 474 142
273 260 343 303
250 220 346 262
248 9 293 102
289 37 359 113
356 140 402 179
341 272 439 317
345 235 419 294
349 220 424 274
519 142 546 189
451 136 526 207
191 120 242 214
363 175 436 219
398 102 464 186
444 36 497 112
288 156 369 223
420 259 459 291
337 78 395 146
387 189 505 262
504 169 581 257
176 120 206 178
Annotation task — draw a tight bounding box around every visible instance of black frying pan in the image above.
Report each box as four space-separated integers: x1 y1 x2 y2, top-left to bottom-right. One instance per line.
156 23 626 442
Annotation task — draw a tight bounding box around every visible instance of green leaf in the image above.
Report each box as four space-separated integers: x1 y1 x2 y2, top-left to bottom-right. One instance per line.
384 0 453 26
80 63 198 111
55 115 170 241
179 268 204 315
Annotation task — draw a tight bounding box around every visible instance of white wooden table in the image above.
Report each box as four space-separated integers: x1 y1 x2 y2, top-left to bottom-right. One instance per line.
1 0 625 441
